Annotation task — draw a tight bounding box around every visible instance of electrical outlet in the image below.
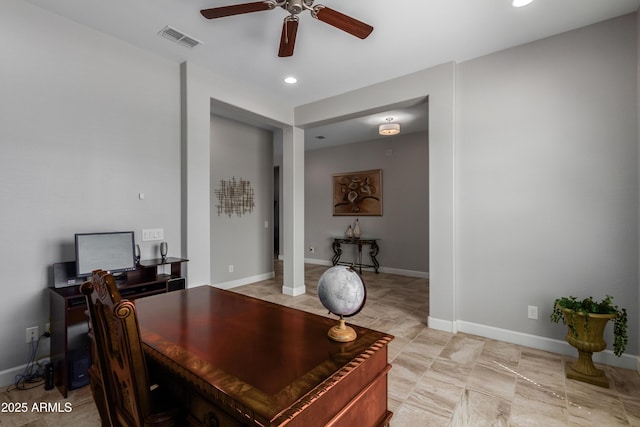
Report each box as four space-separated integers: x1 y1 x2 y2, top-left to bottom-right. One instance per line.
45 322 50 335
25 326 38 343
228 264 234 273
527 305 538 320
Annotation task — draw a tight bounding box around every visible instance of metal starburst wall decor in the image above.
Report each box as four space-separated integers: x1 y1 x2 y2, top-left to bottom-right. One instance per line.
214 177 255 217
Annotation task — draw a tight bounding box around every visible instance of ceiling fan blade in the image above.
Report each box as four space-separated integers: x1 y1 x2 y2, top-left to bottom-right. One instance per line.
200 1 274 19
312 6 373 39
278 18 299 57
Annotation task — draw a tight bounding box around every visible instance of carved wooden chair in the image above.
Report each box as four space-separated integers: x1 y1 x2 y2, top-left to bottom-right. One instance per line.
81 269 183 427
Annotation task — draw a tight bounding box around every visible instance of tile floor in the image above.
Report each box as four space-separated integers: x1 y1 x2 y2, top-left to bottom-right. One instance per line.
234 264 640 427
1 263 639 426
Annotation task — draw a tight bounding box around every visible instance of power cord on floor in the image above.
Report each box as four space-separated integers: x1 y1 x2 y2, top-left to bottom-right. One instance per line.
6 333 49 392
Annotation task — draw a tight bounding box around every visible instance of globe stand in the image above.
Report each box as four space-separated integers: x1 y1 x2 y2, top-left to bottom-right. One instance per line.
328 317 357 342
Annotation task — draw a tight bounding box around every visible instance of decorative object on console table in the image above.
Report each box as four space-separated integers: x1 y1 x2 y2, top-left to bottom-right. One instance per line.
317 266 367 342
333 169 382 216
345 224 353 238
550 295 628 388
353 218 361 238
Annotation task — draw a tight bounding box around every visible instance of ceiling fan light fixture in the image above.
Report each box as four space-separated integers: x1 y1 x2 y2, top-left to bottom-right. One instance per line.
512 0 535 7
200 1 374 57
379 118 400 136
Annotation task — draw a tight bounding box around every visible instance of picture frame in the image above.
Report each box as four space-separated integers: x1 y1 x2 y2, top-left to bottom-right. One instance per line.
332 169 382 216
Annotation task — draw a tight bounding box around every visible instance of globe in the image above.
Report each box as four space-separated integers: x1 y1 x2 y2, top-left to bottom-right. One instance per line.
317 266 367 342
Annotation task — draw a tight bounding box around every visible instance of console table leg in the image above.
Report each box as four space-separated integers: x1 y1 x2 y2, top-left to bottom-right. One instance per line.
370 241 380 273
332 241 342 266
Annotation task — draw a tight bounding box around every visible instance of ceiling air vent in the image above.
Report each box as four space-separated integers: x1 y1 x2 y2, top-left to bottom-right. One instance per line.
158 26 202 48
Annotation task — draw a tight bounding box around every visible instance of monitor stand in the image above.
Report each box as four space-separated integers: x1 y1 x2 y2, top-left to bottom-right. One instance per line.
112 272 127 286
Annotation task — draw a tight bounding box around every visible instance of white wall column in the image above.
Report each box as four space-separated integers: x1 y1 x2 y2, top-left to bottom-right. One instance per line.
282 126 306 296
181 62 212 286
180 61 293 287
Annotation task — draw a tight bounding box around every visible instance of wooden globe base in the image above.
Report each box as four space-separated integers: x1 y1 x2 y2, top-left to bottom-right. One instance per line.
328 319 357 342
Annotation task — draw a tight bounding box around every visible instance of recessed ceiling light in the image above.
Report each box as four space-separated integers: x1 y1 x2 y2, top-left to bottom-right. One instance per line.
284 76 297 84
512 0 534 7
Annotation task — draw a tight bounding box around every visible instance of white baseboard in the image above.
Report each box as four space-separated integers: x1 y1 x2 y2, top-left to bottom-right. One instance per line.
428 318 637 370
0 365 24 389
379 267 429 278
282 285 306 296
213 271 275 290
303 258 429 278
304 258 332 266
428 316 457 334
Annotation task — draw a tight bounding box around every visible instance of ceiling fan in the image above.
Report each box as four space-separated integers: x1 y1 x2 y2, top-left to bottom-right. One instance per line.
200 0 374 57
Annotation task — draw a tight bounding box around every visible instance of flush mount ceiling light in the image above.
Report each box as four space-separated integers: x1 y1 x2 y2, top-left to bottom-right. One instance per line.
512 0 535 7
379 117 400 136
284 76 298 84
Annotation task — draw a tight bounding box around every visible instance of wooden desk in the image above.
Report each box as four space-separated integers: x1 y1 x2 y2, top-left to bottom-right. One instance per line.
135 286 393 427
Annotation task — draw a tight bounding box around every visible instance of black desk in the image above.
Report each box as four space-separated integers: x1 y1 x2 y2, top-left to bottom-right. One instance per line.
332 237 380 273
49 257 188 397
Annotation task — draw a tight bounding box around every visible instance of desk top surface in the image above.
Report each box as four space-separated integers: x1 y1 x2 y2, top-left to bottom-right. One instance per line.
135 286 392 423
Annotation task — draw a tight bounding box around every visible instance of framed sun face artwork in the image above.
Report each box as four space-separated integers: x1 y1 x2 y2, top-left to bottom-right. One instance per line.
332 169 382 216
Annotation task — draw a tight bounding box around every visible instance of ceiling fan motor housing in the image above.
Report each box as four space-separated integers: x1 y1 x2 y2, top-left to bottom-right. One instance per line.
283 0 313 15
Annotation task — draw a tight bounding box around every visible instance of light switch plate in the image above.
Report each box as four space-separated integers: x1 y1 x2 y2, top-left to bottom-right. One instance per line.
142 228 164 241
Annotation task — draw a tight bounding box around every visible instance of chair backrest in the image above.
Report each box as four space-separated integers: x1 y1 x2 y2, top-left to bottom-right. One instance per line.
81 269 153 427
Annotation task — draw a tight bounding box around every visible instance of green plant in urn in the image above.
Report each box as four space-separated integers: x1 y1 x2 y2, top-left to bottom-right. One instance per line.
550 295 627 387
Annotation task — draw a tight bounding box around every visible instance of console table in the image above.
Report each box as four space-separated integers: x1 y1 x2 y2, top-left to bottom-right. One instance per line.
332 237 380 273
49 257 187 397
137 286 394 426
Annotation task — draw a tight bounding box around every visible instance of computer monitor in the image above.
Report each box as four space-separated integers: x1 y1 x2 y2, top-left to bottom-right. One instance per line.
74 231 136 278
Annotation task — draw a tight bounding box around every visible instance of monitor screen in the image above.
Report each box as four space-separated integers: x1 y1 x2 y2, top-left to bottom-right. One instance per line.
75 231 136 277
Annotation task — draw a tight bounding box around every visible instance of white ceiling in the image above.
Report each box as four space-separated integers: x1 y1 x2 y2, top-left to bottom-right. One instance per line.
25 0 639 147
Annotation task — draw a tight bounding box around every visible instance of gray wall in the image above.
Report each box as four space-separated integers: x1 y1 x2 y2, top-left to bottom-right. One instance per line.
456 13 638 354
295 13 638 366
1 1 181 376
209 116 274 286
637 10 640 368
304 132 429 275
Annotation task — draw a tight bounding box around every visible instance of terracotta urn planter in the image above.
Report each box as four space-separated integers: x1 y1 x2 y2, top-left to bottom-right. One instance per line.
562 308 615 388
